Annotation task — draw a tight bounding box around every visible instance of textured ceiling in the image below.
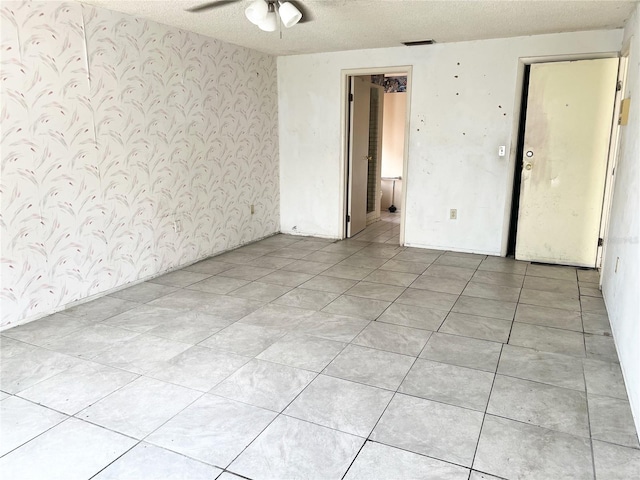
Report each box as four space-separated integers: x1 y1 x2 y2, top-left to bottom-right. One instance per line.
80 0 638 55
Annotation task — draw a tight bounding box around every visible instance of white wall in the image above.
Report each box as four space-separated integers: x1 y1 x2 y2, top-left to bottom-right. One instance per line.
0 2 279 328
381 92 405 212
602 3 640 436
278 30 622 253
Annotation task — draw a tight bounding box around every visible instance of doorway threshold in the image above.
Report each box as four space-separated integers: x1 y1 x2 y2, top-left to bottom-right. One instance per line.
350 211 400 244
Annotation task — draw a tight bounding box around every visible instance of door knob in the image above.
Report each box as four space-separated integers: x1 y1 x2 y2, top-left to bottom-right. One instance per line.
525 163 533 170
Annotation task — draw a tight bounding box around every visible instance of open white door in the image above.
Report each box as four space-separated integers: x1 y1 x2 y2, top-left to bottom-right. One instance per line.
347 77 371 237
515 58 618 267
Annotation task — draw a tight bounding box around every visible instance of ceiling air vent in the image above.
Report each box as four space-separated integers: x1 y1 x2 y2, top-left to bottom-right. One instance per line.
402 40 435 46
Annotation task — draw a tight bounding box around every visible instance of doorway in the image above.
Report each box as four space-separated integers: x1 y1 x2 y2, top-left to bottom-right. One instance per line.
343 68 411 243
349 211 401 244
508 57 619 267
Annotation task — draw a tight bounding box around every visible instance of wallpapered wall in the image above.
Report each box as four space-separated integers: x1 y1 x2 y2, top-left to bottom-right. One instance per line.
0 2 280 328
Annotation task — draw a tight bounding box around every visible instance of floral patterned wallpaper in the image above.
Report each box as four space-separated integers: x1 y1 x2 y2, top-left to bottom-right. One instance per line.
0 1 280 328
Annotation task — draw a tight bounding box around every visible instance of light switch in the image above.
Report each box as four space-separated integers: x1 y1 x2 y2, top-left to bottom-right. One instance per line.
498 145 506 157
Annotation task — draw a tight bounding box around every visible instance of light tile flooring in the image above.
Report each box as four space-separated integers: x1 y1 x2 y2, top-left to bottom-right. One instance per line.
351 211 400 244
1 233 639 479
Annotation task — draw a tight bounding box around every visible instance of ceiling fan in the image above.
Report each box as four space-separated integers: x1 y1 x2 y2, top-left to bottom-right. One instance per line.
186 0 311 32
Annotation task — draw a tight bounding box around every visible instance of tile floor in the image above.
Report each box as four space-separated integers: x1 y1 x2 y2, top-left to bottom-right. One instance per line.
351 211 400 244
1 226 639 479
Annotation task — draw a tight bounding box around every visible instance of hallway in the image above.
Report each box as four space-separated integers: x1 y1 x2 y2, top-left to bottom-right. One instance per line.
350 212 400 244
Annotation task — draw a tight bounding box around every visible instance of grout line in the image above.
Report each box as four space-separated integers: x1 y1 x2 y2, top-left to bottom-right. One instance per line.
215 324 361 473
492 370 587 393
505 274 524 346
87 441 140 479
0 404 72 459
220 372 325 473
5 234 625 479
469 342 504 473
584 361 599 480
340 435 369 480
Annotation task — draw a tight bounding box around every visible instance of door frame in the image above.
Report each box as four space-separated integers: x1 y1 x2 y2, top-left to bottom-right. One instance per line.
599 48 630 281
503 52 620 259
339 66 412 244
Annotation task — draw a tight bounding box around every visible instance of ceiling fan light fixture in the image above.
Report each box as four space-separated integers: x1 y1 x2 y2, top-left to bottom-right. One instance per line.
258 3 278 31
278 1 302 28
245 0 268 25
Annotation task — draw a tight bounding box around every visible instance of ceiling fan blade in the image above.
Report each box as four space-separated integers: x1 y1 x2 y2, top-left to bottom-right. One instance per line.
185 0 242 13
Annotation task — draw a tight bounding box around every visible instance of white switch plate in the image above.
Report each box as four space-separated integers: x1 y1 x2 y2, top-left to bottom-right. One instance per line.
450 209 457 220
498 145 506 157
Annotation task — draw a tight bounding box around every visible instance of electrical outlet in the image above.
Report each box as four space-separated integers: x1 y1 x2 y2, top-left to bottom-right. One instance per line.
250 204 255 215
173 220 182 233
450 209 457 220
498 145 506 157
